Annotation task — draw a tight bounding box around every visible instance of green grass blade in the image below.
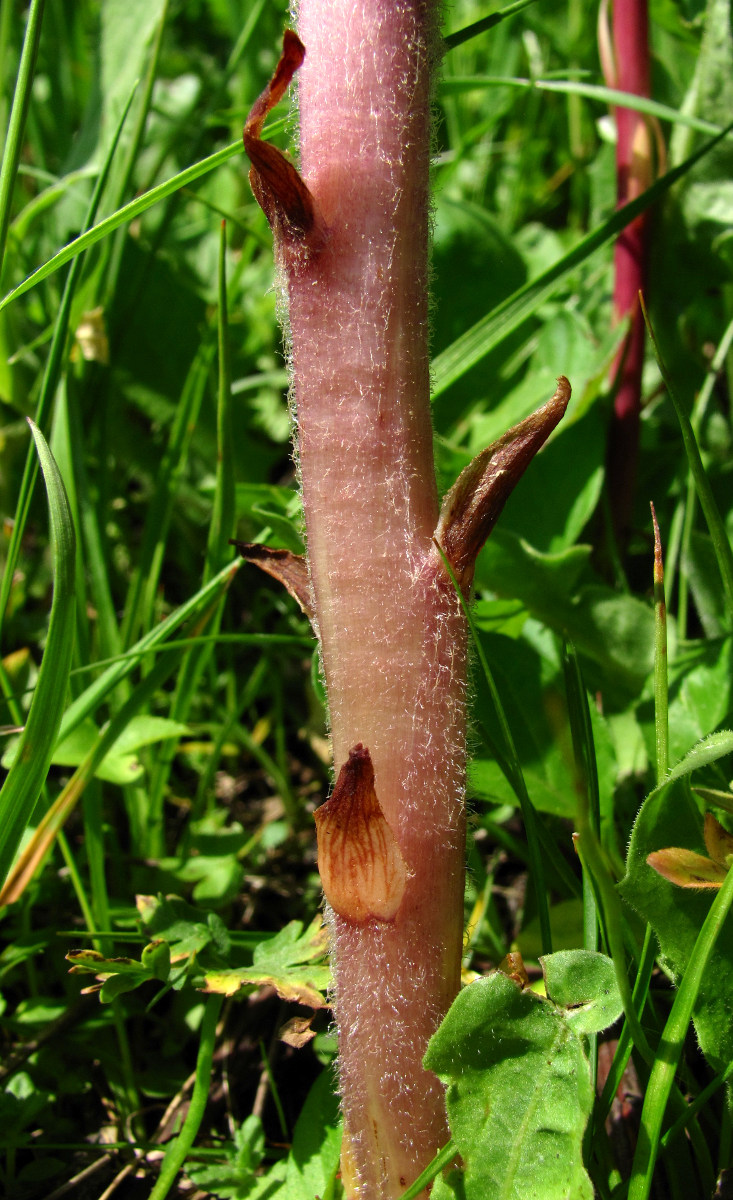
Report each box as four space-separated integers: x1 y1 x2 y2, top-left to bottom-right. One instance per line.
0 139 244 316
207 220 236 579
443 0 540 50
56 560 241 750
396 1141 457 1199
439 75 731 138
628 866 733 1200
143 221 238 853
120 340 215 648
641 296 733 621
431 119 733 400
0 644 188 906
0 80 138 643
650 505 669 782
148 993 224 1200
561 642 601 1103
0 421 76 888
0 0 45 277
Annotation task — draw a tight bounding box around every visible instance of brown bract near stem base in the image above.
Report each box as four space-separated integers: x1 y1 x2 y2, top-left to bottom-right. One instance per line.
314 745 408 923
243 30 327 255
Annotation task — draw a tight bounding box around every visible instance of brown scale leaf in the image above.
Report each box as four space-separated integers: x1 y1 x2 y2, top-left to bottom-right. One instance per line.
230 541 315 624
314 744 407 923
243 29 326 252
435 376 571 592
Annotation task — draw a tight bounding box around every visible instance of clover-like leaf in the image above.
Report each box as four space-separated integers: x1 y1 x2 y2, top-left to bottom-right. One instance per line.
203 916 330 1009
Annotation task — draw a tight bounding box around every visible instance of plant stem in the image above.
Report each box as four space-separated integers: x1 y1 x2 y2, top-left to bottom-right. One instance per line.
287 7 463 1193
243 8 568 1193
148 994 223 1200
604 0 652 541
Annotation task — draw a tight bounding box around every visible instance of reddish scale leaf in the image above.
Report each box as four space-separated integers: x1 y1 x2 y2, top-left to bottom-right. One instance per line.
314 744 408 923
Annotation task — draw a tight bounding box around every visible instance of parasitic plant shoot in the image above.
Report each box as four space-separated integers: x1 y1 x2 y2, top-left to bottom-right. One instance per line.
240 4 569 1195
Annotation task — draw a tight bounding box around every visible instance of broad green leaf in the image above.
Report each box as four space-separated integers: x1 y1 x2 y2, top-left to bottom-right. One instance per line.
515 899 585 961
141 939 172 982
203 916 330 1009
475 531 655 696
620 732 733 1071
663 730 733 790
470 756 574 817
137 894 231 961
424 973 594 1200
2 715 191 786
430 1171 467 1199
285 1069 342 1200
158 853 245 906
0 423 76 888
541 950 623 1036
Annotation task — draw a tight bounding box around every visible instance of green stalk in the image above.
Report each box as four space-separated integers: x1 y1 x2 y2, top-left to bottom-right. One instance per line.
148 994 224 1200
0 422 75 888
143 221 236 850
628 865 733 1200
562 642 600 1104
0 0 45 278
650 504 669 780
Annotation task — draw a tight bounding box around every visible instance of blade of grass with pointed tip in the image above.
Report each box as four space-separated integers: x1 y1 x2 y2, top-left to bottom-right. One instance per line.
439 75 731 139
0 133 269 316
431 119 733 400
0 421 76 888
397 1140 457 1199
207 220 236 580
148 993 224 1200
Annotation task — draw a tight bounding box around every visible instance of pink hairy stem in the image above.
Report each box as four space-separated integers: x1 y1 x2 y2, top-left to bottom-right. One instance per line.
289 8 462 1193
242 5 569 1195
